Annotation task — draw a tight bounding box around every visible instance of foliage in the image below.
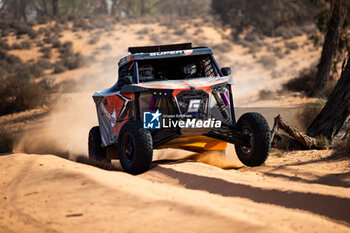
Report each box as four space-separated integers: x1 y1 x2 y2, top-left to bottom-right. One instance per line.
211 0 316 37
0 0 210 19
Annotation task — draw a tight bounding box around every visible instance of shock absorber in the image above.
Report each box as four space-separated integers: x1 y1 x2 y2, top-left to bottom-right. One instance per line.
213 92 232 125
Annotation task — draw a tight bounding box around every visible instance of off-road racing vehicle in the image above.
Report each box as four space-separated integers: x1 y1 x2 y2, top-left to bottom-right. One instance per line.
89 43 271 174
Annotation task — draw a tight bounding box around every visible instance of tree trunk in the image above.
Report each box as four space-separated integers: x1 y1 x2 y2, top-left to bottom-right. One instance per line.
99 0 108 14
19 0 28 21
52 0 58 16
111 0 119 15
310 0 349 97
41 0 48 15
140 0 146 16
271 115 320 150
307 57 350 140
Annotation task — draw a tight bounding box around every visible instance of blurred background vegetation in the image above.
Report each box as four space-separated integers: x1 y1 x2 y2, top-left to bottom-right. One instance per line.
0 0 349 111
0 0 349 153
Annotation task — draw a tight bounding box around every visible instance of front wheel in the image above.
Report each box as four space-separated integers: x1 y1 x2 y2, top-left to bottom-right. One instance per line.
234 113 271 166
118 121 153 174
88 126 107 161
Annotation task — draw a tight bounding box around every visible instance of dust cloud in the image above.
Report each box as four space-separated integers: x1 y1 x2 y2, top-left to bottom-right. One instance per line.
14 62 117 159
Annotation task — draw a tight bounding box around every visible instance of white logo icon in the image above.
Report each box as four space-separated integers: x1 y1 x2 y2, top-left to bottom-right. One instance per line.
187 99 201 113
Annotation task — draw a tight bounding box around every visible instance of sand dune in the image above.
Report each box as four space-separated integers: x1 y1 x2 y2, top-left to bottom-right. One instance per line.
0 152 349 233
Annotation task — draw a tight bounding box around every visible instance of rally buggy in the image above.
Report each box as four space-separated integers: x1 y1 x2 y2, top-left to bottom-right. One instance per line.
89 43 271 174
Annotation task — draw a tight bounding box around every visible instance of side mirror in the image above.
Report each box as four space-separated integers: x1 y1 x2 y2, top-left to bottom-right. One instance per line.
124 75 133 84
221 67 231 76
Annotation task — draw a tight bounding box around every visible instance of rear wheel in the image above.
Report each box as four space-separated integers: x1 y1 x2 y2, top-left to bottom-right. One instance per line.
88 126 107 161
118 121 153 174
234 113 271 166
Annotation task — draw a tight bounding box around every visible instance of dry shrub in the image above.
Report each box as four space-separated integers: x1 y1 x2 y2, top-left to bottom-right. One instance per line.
20 41 31 49
36 58 52 70
212 42 233 53
283 67 317 93
0 48 47 80
54 79 77 93
149 34 162 44
40 47 52 58
298 98 326 130
8 21 34 36
274 26 295 39
236 39 251 48
28 30 38 39
100 43 112 50
244 33 260 42
73 18 91 31
248 44 261 54
14 62 44 79
315 135 330 149
58 41 73 57
333 136 350 154
257 55 277 69
52 40 62 48
275 136 292 151
290 26 303 37
53 62 67 74
174 28 186 35
43 33 59 44
284 41 299 50
268 46 285 58
194 28 204 35
136 28 150 35
0 126 14 153
62 52 85 70
0 49 21 74
89 36 99 45
258 89 274 100
0 76 48 115
0 39 11 50
11 42 21 50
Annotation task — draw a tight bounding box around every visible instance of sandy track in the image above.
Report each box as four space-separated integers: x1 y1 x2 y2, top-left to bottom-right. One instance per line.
0 152 349 233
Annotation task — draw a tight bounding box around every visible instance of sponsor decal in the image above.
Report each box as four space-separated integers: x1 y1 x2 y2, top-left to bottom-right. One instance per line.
101 104 116 127
162 118 221 128
187 99 201 113
143 111 222 129
143 110 162 129
184 49 193 55
149 50 194 57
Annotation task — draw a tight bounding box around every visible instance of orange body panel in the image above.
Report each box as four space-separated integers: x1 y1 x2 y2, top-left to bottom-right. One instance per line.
100 93 134 138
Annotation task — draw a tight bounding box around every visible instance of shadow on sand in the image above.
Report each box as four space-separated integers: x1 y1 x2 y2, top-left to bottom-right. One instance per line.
154 166 350 225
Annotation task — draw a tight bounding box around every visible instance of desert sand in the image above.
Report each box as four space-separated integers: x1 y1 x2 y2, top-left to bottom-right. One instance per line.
1 19 349 233
0 150 349 233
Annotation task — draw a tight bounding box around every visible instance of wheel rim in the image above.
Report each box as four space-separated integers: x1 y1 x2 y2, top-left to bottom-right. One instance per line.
122 133 135 163
241 126 253 154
